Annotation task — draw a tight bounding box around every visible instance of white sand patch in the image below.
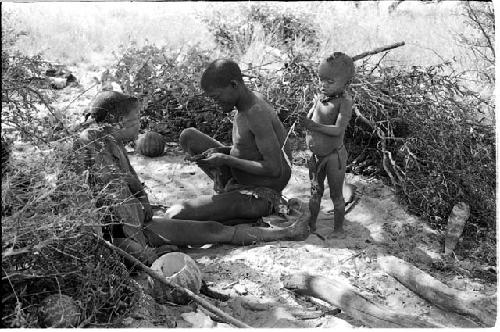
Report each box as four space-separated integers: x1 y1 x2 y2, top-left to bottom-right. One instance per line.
128 152 496 328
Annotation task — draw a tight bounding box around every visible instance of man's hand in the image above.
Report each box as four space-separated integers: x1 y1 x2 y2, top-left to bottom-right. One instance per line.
203 147 229 156
196 153 227 167
186 147 230 162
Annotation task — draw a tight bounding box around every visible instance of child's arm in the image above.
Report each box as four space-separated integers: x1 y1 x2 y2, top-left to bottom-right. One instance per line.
126 162 153 221
305 97 353 137
96 145 154 222
306 94 320 119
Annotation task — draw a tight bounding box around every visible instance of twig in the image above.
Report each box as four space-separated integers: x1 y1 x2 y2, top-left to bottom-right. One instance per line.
352 42 406 62
94 235 251 328
338 251 364 265
61 82 99 115
368 52 389 76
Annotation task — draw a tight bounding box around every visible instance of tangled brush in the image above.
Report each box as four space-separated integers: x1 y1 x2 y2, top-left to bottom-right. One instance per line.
2 141 140 327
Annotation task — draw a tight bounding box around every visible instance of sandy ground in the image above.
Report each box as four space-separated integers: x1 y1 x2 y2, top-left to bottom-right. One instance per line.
127 151 497 328
46 68 496 328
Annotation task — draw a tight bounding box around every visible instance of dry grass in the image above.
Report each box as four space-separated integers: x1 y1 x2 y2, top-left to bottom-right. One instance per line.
3 2 485 70
1 142 140 327
3 2 214 65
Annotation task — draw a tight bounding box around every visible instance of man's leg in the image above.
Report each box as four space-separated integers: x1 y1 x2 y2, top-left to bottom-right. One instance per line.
166 191 270 224
179 127 232 190
308 155 327 233
179 127 225 155
325 148 348 237
144 200 309 247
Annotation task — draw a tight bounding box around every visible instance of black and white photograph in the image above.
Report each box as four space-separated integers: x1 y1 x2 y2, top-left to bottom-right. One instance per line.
1 0 496 328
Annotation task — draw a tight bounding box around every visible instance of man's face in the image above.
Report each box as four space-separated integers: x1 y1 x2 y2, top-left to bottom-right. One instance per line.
204 83 238 113
118 105 141 142
318 62 348 96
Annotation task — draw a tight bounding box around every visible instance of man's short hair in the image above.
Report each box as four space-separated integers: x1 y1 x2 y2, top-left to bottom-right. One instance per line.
87 91 139 123
201 59 244 91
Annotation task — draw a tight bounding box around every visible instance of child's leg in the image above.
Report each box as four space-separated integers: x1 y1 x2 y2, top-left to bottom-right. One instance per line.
308 155 327 232
325 147 348 235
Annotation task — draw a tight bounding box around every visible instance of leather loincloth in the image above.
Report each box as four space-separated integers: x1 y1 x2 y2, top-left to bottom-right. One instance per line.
219 177 288 216
308 145 346 196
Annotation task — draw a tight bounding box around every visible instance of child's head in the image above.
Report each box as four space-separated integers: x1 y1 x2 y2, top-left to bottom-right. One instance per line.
318 52 355 96
200 59 244 112
87 91 141 141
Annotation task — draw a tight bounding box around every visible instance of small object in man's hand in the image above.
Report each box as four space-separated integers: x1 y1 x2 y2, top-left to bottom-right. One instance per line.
186 154 205 162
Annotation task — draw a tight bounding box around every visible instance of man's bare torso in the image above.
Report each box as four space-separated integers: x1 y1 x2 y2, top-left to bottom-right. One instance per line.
230 92 292 191
306 98 346 156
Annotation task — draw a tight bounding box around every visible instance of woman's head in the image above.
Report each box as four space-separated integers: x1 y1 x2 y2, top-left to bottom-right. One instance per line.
87 91 141 141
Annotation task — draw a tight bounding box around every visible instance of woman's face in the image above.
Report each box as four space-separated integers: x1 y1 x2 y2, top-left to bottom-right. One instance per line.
117 105 141 142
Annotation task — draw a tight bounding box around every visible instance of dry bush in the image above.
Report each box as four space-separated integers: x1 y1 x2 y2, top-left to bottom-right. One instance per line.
109 43 234 143
201 3 319 56
2 14 68 145
458 1 494 84
348 61 495 263
1 51 63 144
2 142 140 327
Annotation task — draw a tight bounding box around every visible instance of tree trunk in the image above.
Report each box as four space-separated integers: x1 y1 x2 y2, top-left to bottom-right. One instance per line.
378 255 496 327
283 272 436 328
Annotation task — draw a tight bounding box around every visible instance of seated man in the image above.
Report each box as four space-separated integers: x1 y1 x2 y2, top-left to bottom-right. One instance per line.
169 59 295 226
74 90 309 265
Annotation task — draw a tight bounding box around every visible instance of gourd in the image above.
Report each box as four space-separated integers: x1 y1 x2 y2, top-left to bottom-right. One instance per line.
38 294 81 327
149 252 203 305
135 131 166 157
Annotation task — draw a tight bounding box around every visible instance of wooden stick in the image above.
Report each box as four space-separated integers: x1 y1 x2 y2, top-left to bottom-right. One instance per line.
352 41 406 62
96 236 251 328
283 272 436 328
378 255 496 327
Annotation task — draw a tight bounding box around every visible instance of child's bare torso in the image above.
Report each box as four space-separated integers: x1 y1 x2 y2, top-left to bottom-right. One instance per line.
230 93 292 191
306 98 347 156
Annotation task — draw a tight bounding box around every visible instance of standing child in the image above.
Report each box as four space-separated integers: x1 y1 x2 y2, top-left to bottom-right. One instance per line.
301 52 355 238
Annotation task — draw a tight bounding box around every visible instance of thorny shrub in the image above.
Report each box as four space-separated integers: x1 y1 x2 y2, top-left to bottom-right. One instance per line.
2 142 141 327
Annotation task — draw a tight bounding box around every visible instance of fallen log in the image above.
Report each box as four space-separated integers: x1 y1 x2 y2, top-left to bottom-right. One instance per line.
282 272 436 328
378 255 496 327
